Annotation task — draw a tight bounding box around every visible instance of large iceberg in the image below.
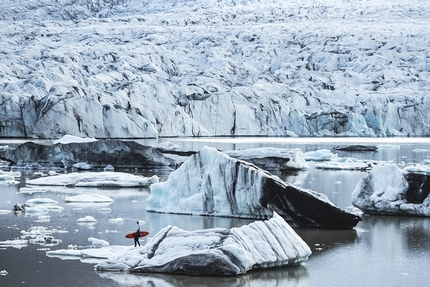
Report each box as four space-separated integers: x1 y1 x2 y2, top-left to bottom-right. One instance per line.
352 164 430 216
0 139 176 169
147 146 360 228
96 212 311 275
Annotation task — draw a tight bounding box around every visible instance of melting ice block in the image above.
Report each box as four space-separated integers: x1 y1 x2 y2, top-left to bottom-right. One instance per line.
352 164 430 216
147 146 360 228
96 212 311 275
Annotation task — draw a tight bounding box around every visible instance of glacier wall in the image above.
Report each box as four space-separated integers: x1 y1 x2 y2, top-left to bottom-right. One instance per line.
1 0 429 138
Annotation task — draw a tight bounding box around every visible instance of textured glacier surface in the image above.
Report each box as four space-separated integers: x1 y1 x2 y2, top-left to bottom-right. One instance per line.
0 0 429 138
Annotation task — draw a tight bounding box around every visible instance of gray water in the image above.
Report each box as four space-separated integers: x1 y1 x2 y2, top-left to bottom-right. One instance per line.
1 137 430 286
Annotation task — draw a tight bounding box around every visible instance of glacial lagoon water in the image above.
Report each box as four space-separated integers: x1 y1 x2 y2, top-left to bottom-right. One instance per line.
1 137 430 286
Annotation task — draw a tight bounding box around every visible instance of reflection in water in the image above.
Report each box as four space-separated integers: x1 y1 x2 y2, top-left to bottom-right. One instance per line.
364 215 430 256
98 265 309 287
295 227 358 257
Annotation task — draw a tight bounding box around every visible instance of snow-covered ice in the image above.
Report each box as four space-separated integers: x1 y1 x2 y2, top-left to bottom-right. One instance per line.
95 212 311 275
27 172 158 187
0 0 429 138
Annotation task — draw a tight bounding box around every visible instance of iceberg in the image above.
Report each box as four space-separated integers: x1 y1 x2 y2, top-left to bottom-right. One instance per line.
27 171 158 188
224 147 309 171
0 140 176 169
148 146 360 228
96 212 311 275
352 164 430 216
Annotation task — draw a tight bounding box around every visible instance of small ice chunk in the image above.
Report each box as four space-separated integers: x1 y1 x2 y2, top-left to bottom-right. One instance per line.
108 218 124 224
77 216 97 223
88 237 109 247
65 194 113 203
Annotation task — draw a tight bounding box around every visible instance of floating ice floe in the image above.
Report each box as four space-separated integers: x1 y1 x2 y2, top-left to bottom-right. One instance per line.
0 239 28 248
96 212 311 275
77 216 97 223
53 135 98 145
98 208 112 213
46 245 131 262
224 147 310 171
352 164 430 216
65 194 114 203
315 157 371 170
27 172 158 187
21 226 54 237
108 218 124 224
303 149 336 162
72 162 93 170
403 164 430 174
25 198 59 206
20 226 62 246
19 187 48 194
33 215 51 223
0 170 20 183
25 206 50 215
88 237 109 247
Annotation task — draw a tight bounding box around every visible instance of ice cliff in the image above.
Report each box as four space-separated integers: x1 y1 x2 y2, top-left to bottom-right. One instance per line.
147 146 361 228
0 0 429 138
95 212 312 275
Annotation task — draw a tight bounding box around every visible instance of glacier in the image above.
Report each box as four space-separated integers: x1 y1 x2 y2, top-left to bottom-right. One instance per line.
0 0 429 138
147 146 361 228
352 164 430 216
95 212 312 275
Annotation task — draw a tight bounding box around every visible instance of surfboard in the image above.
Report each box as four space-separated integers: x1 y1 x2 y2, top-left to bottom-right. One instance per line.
125 231 149 239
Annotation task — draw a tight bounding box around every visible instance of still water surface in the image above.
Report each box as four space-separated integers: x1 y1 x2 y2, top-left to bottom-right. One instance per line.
1 137 430 286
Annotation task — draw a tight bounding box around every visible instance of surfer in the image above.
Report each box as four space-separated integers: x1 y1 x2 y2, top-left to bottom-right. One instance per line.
134 221 141 247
